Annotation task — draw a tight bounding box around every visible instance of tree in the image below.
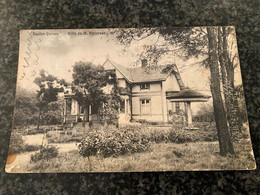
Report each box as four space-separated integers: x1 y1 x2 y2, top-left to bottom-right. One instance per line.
72 62 120 127
114 27 237 155
207 27 235 155
217 27 242 140
34 70 63 130
194 104 214 122
13 88 39 127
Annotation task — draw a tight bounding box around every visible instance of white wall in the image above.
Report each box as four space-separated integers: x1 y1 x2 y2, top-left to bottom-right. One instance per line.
131 77 182 122
162 74 180 92
71 99 79 115
118 79 126 88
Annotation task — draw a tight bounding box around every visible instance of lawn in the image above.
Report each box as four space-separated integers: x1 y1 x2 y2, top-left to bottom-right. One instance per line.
8 123 255 173
26 139 255 172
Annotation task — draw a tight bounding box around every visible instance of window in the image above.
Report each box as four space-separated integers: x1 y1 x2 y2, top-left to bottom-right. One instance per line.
140 99 151 115
175 102 180 114
120 100 125 113
66 99 72 114
140 83 150 90
91 104 98 114
80 106 84 114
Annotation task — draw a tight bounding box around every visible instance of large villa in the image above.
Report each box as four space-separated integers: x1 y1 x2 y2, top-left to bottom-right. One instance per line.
63 59 210 126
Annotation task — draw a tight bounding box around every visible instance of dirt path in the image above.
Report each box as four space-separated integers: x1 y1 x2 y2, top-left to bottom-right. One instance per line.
5 151 36 173
6 133 79 173
23 134 45 145
52 143 79 153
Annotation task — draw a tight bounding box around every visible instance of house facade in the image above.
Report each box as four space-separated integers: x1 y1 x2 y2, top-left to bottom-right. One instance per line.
63 59 209 125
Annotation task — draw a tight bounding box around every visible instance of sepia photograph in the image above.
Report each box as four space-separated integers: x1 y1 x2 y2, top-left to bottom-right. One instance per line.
5 27 256 173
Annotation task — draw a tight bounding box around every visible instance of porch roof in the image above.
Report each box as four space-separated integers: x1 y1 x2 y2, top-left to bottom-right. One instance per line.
167 88 211 102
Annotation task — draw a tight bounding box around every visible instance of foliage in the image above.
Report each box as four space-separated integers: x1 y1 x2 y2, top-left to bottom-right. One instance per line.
72 62 115 105
9 132 24 150
34 69 64 129
78 126 150 158
41 100 64 125
12 88 39 127
22 145 41 152
0 0 259 193
115 27 208 66
13 88 64 127
98 90 123 125
136 123 218 144
168 110 187 129
34 70 63 107
27 141 255 173
234 84 248 123
168 127 217 144
98 102 119 125
72 62 121 126
30 145 59 163
193 103 215 122
9 131 41 153
115 27 239 155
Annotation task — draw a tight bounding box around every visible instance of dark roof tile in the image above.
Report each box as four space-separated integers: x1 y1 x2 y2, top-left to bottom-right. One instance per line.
167 88 211 99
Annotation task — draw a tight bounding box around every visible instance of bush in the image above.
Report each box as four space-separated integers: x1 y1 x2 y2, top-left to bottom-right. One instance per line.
78 126 150 158
24 145 42 152
138 122 218 144
30 145 59 163
193 104 215 122
10 132 24 150
168 124 218 143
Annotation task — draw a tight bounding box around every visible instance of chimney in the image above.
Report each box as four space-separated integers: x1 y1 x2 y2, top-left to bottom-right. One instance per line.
141 59 147 67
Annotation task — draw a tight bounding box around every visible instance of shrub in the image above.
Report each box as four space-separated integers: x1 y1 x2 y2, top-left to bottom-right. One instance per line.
168 129 194 143
168 124 218 143
78 126 150 158
148 128 171 143
30 145 59 163
10 132 24 150
24 145 42 152
9 131 42 153
139 122 218 144
41 100 64 125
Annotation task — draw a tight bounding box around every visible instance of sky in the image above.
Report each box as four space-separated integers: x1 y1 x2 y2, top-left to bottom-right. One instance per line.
16 28 243 114
17 29 211 92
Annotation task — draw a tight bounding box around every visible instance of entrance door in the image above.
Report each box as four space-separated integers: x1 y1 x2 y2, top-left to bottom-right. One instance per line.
91 104 98 121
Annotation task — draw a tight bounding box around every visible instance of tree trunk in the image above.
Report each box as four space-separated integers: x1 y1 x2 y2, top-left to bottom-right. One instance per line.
37 108 41 131
207 27 235 156
222 27 242 139
218 27 229 113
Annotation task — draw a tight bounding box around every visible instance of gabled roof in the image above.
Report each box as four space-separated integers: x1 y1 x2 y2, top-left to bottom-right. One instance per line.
104 59 133 83
129 66 168 83
103 59 185 88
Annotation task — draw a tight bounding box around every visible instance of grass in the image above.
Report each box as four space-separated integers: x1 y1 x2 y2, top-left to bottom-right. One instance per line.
26 139 256 172
129 122 218 143
16 122 254 172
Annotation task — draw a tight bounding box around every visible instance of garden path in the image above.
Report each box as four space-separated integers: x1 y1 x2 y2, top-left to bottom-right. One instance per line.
5 151 35 173
6 133 79 173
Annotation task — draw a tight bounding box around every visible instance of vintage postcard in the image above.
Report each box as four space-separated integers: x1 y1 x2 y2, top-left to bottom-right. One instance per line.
6 27 256 173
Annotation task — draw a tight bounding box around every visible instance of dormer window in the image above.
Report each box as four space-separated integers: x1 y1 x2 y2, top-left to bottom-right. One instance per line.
140 83 150 90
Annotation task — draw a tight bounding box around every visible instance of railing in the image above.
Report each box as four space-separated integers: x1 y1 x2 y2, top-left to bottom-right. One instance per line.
65 114 77 123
